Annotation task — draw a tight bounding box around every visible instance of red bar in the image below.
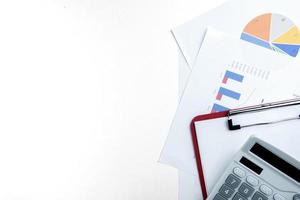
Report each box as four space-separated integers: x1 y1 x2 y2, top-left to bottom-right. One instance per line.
216 93 222 100
222 77 228 84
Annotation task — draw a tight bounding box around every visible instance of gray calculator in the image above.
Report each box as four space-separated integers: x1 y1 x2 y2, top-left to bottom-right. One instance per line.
207 137 300 200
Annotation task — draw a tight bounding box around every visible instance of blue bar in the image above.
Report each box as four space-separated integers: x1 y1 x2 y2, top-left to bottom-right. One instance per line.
212 103 229 112
241 32 272 50
218 87 241 100
225 70 244 82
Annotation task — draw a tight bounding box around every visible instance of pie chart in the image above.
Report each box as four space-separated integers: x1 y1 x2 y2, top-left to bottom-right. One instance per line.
241 13 300 57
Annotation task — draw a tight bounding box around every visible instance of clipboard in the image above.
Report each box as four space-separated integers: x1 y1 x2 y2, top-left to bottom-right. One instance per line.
190 99 300 199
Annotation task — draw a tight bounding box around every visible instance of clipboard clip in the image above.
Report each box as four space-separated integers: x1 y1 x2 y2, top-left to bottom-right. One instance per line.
227 98 300 131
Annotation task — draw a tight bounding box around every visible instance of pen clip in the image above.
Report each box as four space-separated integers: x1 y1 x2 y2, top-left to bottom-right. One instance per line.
227 113 300 131
228 98 300 117
227 118 241 130
227 98 300 131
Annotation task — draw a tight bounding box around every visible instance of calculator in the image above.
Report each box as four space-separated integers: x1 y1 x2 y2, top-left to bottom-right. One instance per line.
207 137 300 200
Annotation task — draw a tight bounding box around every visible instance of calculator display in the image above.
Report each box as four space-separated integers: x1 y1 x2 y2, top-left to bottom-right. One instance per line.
250 143 300 183
239 156 262 175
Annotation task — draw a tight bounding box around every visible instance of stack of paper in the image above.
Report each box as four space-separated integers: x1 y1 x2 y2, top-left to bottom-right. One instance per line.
160 0 300 199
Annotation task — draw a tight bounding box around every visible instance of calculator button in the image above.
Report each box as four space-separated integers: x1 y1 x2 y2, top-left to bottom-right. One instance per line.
233 193 247 200
274 194 286 200
233 167 246 178
252 192 268 200
293 194 300 200
219 184 235 199
259 184 273 196
225 174 241 189
238 183 254 198
214 194 227 200
246 175 259 186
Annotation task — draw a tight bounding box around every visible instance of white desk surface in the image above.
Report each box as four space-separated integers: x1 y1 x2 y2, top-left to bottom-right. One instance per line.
0 0 225 199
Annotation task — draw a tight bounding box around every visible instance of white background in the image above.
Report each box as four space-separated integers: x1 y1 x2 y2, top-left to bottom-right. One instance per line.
0 0 225 199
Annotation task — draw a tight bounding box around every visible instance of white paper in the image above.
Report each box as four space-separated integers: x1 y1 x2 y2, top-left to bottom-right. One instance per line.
177 46 206 200
177 50 202 200
253 63 300 102
178 50 191 99
173 1 300 195
172 0 300 68
160 28 293 175
178 56 300 200
179 171 202 200
168 0 300 177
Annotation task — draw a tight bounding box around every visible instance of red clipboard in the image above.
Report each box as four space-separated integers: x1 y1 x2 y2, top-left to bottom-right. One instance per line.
190 110 229 200
190 98 300 199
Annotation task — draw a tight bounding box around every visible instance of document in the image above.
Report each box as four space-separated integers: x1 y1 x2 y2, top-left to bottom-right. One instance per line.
163 0 300 175
178 58 300 200
172 0 300 69
253 63 300 102
173 0 300 197
160 28 293 177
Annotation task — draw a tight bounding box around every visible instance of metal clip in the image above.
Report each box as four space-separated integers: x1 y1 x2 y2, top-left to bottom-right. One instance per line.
227 98 300 131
